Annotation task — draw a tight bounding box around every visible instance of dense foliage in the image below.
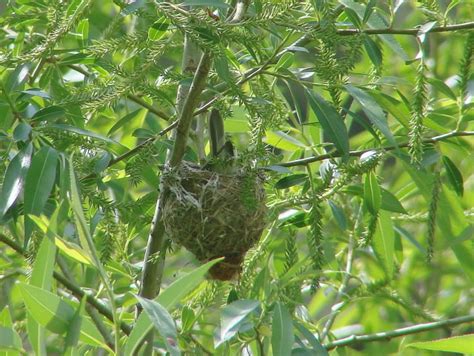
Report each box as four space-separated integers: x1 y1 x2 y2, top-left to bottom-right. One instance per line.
0 0 473 355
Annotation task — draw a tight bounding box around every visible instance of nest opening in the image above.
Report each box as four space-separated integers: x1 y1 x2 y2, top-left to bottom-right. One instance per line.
162 162 267 280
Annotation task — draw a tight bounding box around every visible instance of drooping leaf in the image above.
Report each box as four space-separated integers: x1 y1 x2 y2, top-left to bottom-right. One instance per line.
64 297 86 356
30 106 65 122
345 84 397 147
0 143 33 218
272 302 294 356
136 296 180 356
364 171 381 215
275 174 308 189
217 300 260 346
24 146 58 246
306 89 349 157
0 326 22 353
373 211 395 279
442 156 463 196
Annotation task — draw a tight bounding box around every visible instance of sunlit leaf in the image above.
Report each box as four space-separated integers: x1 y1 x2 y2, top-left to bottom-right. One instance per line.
406 334 474 353
272 302 294 356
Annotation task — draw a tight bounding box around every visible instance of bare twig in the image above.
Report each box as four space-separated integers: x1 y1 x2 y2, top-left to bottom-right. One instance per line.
337 21 474 36
278 131 474 167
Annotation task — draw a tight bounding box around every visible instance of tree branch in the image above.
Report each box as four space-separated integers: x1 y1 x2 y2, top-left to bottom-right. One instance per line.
324 314 474 350
337 21 474 36
0 233 132 335
278 131 474 167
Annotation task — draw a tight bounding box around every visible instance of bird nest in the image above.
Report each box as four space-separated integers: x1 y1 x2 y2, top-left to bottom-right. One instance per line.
162 162 267 281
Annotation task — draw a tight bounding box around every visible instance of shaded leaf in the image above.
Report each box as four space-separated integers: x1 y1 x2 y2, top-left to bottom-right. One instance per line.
31 106 65 122
442 156 463 196
306 89 349 157
275 174 308 189
217 300 260 346
345 84 397 147
364 172 381 215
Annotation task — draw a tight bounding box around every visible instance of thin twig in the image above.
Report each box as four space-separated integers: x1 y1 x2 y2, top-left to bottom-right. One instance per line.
278 131 474 167
337 21 474 36
324 314 474 350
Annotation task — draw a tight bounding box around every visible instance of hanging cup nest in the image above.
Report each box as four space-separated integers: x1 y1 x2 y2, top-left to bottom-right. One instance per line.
162 162 267 281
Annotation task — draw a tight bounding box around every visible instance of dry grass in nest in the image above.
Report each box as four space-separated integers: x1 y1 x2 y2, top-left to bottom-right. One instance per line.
162 162 267 280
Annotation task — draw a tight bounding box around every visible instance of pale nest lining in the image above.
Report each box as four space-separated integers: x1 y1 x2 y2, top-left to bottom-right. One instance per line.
162 162 267 280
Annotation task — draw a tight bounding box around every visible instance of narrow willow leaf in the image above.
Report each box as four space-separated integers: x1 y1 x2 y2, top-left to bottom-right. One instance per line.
294 321 328 355
345 84 397 147
272 302 294 356
306 89 349 157
45 124 124 147
363 35 382 67
373 211 395 279
217 300 260 346
0 143 33 217
13 122 31 142
27 228 57 356
125 258 223 355
182 0 230 8
148 17 170 41
264 131 307 151
136 296 180 356
18 284 108 350
64 297 86 356
442 156 463 196
275 174 308 189
0 326 23 353
24 146 58 246
364 172 381 215
30 106 65 122
406 334 474 353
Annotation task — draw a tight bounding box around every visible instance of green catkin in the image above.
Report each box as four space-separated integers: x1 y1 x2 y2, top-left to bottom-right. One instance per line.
359 212 378 248
457 32 474 126
409 60 427 165
307 199 324 292
283 232 301 312
426 170 441 262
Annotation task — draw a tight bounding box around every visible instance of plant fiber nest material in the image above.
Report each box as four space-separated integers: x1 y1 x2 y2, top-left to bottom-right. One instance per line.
162 162 267 280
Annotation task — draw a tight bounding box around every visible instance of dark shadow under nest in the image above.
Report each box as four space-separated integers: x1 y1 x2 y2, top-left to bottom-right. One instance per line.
162 162 267 281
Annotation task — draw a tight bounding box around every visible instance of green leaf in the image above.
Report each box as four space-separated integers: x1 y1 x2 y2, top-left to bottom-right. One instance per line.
107 109 145 135
373 211 395 279
64 296 86 356
136 296 180 356
442 156 463 196
345 84 397 147
294 321 328 355
27 227 57 356
125 258 223 355
264 131 307 151
24 146 58 246
368 90 410 128
17 284 108 350
364 172 381 215
0 326 22 353
0 143 33 218
306 89 349 157
31 106 65 122
275 174 308 189
344 184 406 214
328 200 347 230
427 77 457 100
406 334 474 353
13 122 31 142
148 17 170 41
272 302 294 356
363 35 382 67
217 300 260 346
44 124 124 147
